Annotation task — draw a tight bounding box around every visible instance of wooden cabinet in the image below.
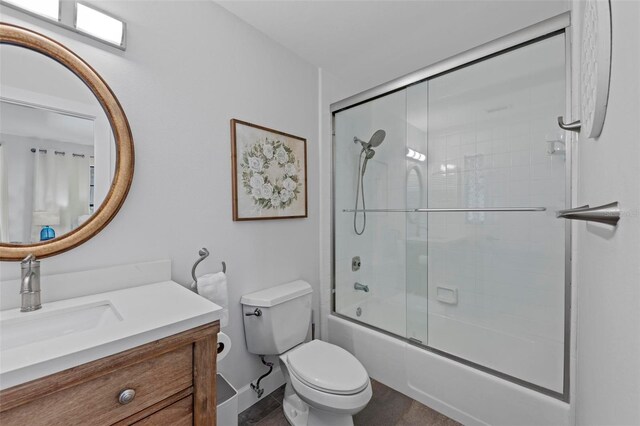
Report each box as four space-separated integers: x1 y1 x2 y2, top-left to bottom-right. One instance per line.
0 322 219 425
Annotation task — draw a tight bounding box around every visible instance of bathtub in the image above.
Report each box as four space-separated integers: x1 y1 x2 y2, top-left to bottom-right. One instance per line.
328 313 571 426
340 293 407 337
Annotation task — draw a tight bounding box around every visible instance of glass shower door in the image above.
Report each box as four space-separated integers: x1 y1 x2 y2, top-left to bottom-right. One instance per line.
334 89 408 337
406 34 567 394
333 31 568 397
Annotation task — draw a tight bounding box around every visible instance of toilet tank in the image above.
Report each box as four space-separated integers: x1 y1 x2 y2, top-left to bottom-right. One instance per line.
241 280 312 355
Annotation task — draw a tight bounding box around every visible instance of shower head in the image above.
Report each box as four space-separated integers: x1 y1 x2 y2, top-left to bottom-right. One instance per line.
368 129 386 147
354 129 386 150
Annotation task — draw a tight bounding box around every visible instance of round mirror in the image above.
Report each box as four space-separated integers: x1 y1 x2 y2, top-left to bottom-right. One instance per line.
0 24 134 260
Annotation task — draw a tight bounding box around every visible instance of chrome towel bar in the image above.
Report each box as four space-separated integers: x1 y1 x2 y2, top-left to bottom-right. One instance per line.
556 202 620 226
342 207 546 213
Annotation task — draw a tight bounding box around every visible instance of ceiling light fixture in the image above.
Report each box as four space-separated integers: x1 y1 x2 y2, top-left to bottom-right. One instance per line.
3 0 59 20
75 3 125 47
406 148 426 162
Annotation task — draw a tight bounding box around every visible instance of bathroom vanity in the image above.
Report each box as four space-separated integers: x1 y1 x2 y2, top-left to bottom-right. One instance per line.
0 275 223 426
0 322 219 425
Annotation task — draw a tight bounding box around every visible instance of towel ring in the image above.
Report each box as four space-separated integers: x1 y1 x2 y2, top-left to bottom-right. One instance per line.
191 248 226 288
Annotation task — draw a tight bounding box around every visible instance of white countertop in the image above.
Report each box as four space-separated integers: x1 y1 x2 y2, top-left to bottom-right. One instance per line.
0 281 221 390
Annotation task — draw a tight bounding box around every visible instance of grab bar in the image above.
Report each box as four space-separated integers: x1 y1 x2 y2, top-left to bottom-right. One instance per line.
342 207 546 213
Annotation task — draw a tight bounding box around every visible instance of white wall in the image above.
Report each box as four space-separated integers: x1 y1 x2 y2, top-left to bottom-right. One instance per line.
0 0 320 394
318 69 353 340
572 0 640 424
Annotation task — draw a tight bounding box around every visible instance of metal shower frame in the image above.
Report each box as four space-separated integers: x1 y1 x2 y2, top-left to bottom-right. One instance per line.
330 11 573 402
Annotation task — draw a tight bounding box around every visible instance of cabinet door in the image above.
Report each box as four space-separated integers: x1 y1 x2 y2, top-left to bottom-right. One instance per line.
0 346 193 426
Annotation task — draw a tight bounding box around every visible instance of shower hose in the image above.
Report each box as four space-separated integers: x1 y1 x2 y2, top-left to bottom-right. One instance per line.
354 149 367 235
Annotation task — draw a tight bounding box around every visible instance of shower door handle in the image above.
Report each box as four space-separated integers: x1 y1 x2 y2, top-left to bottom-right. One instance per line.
556 202 620 226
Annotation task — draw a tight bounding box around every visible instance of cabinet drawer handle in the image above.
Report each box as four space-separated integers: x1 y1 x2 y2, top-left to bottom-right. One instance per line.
118 389 136 405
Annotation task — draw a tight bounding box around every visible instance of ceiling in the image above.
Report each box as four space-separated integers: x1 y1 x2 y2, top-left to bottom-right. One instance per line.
1 101 94 146
216 0 569 95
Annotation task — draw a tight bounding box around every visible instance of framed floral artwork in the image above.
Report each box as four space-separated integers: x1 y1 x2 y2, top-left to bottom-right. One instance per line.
231 119 308 221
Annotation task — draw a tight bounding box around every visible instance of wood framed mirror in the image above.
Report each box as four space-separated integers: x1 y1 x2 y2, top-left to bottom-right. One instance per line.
0 23 134 260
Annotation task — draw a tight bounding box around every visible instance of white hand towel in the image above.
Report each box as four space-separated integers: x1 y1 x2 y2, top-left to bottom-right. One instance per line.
196 272 229 327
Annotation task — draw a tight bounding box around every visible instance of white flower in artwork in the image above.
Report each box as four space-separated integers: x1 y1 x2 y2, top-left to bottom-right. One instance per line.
275 147 288 164
251 187 262 199
284 163 297 176
250 174 264 189
261 183 274 198
241 137 302 211
280 189 292 203
263 143 274 159
248 156 263 173
283 177 297 192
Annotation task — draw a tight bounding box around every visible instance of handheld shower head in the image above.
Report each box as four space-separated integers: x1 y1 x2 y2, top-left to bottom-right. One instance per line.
368 129 386 147
361 148 375 174
364 148 375 159
353 129 386 236
354 129 386 150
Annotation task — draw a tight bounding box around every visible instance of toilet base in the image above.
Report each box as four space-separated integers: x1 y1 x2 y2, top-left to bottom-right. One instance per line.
282 384 354 426
282 385 309 426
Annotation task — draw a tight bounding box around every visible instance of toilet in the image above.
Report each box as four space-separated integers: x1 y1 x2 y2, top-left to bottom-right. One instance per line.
241 280 372 426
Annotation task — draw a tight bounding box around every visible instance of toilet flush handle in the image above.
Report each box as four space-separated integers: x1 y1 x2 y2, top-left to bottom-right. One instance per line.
245 308 262 317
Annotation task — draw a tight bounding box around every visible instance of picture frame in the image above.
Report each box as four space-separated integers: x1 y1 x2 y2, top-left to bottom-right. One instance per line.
230 119 308 221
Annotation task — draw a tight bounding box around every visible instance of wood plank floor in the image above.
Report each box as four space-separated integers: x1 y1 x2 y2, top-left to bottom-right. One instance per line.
238 379 461 426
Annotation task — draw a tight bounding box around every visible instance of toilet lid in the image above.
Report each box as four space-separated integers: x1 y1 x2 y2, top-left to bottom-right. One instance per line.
287 340 369 395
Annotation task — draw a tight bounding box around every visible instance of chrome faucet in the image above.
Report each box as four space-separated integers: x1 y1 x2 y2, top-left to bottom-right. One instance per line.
20 254 41 312
354 282 369 292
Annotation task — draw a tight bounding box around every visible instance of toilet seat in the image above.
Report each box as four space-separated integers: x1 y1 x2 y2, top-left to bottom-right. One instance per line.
287 340 369 395
288 365 372 415
280 340 373 423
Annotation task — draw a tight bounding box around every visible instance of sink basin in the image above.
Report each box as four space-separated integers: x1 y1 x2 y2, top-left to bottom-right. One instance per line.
1 302 122 351
0 281 221 390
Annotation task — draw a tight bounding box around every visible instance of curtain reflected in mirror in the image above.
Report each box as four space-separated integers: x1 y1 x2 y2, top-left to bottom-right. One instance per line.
31 146 93 242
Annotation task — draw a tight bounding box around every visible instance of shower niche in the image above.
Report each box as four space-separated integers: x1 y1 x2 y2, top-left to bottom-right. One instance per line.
332 33 569 399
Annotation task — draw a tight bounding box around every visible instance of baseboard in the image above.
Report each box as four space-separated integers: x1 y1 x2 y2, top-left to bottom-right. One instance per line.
236 366 286 414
